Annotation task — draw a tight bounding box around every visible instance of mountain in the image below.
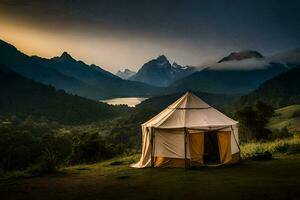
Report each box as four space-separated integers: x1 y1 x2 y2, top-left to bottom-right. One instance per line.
48 51 117 79
0 65 129 124
116 69 136 79
168 51 287 94
0 40 100 97
129 55 197 87
269 48 300 68
0 40 159 99
240 65 300 108
218 50 264 63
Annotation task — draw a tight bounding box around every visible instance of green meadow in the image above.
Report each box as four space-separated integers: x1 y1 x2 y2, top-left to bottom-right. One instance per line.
0 152 300 200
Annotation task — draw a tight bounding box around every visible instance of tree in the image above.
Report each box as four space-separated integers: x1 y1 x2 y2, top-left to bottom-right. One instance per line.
235 101 274 141
69 132 114 164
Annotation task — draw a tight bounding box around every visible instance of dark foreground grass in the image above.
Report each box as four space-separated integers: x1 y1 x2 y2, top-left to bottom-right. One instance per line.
1 154 300 200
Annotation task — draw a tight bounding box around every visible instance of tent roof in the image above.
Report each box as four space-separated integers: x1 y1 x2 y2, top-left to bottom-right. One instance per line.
168 91 211 109
143 92 238 129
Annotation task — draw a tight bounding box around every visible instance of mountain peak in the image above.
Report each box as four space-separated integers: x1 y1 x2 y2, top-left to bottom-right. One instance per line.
60 51 74 60
124 69 132 73
0 40 18 52
156 55 168 62
218 50 264 63
116 68 136 79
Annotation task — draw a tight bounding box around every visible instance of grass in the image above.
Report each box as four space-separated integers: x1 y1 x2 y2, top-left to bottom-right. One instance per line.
1 152 300 200
240 136 300 158
268 104 300 133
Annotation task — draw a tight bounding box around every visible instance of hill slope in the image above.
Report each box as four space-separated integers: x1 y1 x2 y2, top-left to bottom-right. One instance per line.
0 40 101 98
268 105 300 133
168 50 287 94
169 63 286 94
0 65 127 124
240 66 300 107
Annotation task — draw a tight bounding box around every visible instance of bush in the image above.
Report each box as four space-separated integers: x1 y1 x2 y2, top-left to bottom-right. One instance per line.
0 116 72 172
292 110 300 118
28 149 59 175
69 132 115 164
270 127 293 140
235 102 274 141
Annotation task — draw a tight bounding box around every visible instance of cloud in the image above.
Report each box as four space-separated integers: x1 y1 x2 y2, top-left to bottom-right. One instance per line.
207 58 270 71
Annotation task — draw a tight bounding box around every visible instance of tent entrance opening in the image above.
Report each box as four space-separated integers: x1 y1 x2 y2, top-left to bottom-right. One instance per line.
203 131 220 164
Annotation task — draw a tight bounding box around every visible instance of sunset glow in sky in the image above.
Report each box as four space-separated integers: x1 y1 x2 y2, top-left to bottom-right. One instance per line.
1 0 300 73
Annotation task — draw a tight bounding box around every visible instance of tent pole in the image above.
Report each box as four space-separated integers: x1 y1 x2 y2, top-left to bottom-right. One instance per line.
230 125 240 151
151 127 155 167
184 127 187 170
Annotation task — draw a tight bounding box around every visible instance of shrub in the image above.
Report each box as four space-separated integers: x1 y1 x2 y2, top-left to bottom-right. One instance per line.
235 102 274 141
28 149 59 175
0 116 72 173
270 127 293 140
292 110 300 118
69 132 115 164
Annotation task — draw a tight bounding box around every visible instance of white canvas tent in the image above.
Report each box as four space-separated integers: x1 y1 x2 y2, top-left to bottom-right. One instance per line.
131 92 240 168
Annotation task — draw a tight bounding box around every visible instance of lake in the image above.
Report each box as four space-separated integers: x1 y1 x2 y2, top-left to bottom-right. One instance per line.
100 97 148 107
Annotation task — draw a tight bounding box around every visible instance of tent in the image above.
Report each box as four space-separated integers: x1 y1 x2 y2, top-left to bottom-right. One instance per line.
131 92 240 168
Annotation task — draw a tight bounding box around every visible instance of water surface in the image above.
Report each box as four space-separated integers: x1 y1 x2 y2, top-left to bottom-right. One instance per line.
100 97 148 107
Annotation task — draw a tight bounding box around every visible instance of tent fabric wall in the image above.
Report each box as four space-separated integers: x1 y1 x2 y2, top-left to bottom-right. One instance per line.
154 157 186 168
131 92 240 168
154 129 189 159
131 127 240 168
189 132 204 166
217 131 232 164
130 126 152 168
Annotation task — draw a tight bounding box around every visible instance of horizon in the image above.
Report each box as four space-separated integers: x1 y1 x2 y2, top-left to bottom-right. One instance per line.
1 38 298 74
1 0 300 73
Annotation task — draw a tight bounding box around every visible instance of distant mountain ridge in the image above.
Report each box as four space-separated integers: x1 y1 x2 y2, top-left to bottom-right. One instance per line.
2 38 300 99
0 64 125 124
0 40 98 97
129 55 196 87
116 69 136 79
168 50 287 94
50 51 117 79
240 65 300 107
0 40 159 99
269 48 300 68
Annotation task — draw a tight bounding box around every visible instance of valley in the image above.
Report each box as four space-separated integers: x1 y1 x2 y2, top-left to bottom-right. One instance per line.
1 1 300 200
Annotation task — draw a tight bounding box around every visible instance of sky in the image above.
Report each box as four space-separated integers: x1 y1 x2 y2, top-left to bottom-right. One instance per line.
0 0 300 73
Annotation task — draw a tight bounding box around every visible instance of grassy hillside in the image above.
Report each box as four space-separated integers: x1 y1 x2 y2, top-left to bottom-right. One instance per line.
1 152 300 200
268 105 300 133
